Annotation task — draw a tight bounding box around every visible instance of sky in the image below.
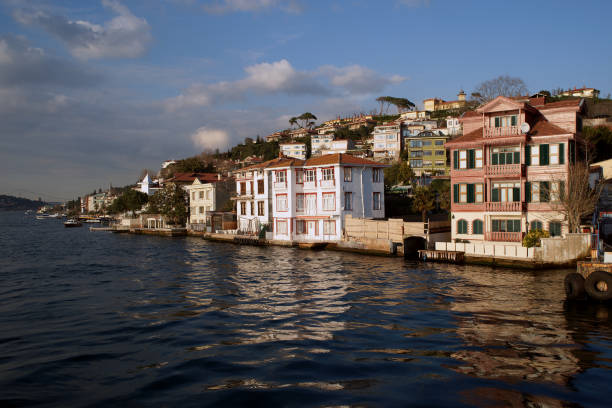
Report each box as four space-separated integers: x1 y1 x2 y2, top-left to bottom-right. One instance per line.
1 0 611 201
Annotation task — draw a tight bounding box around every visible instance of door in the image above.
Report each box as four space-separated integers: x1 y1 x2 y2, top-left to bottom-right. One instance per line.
307 221 316 238
306 194 317 215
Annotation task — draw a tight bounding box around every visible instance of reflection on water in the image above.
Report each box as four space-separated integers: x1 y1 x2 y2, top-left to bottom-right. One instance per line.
1 212 612 407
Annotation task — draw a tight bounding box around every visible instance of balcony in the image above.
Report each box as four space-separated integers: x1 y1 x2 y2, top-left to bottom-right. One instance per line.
485 231 524 242
484 126 521 138
485 201 522 212
273 181 287 190
485 164 524 177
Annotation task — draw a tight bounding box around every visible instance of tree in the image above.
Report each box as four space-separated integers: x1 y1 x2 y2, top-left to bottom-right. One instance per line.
384 161 415 188
471 75 529 104
583 126 612 162
108 189 149 214
554 161 603 233
163 156 215 178
297 112 317 129
289 117 298 129
376 96 416 115
430 179 451 213
412 185 435 223
147 183 188 226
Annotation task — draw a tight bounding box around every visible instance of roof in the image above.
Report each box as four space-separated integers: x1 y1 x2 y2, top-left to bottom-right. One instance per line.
168 172 221 183
534 99 582 110
280 142 305 146
444 127 484 146
265 153 388 169
529 119 570 136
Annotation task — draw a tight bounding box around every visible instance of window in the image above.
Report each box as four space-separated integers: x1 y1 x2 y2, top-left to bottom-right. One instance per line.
549 144 565 165
530 220 543 231
344 167 352 182
296 220 306 234
199 191 204 199
305 169 315 183
276 220 288 234
275 171 286 184
322 168 334 181
387 134 396 140
423 150 433 156
410 150 423 157
240 202 246 215
550 181 563 202
435 150 445 156
491 182 520 202
344 192 353 211
323 220 336 235
491 219 521 232
491 146 520 165
240 182 246 195
258 180 264 194
457 219 468 234
435 140 444 146
322 193 335 211
473 219 483 234
250 202 254 216
296 194 305 212
410 159 422 168
373 168 382 183
493 115 517 127
475 149 483 168
276 194 288 211
423 140 432 146
459 150 467 169
453 183 484 203
373 192 381 210
423 160 432 166
549 222 562 237
295 170 304 184
410 140 423 148
191 192 196 200
530 145 540 165
199 206 204 214
257 201 264 216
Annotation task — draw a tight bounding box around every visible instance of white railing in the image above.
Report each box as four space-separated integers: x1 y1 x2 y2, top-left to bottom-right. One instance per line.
485 164 523 176
485 201 522 212
484 126 521 138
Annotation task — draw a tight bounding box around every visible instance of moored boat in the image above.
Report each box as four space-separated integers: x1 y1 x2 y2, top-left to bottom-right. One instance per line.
64 219 83 228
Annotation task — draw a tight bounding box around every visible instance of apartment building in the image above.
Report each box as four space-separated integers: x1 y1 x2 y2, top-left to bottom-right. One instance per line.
404 130 450 176
371 121 402 160
280 142 307 160
446 95 584 244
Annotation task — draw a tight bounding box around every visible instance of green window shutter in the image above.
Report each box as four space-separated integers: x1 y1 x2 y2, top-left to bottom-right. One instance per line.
499 153 506 165
453 150 458 169
468 149 475 169
513 220 521 232
511 115 517 126
492 153 498 165
492 219 499 232
512 187 520 202
541 181 550 202
467 184 475 203
525 145 531 166
559 143 565 164
525 182 531 203
513 151 520 164
495 117 500 127
492 188 499 202
559 181 565 200
540 144 549 165
453 184 459 203
569 141 575 163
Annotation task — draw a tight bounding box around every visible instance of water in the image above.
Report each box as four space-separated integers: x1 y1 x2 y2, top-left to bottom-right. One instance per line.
1 211 611 407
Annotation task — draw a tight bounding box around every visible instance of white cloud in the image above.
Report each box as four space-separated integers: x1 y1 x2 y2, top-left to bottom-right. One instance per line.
203 0 302 14
322 65 407 95
13 0 152 60
191 126 231 150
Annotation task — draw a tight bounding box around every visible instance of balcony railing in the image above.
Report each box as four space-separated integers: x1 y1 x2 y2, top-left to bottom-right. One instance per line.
485 231 524 242
485 164 524 177
485 201 522 212
273 181 287 190
484 126 521 138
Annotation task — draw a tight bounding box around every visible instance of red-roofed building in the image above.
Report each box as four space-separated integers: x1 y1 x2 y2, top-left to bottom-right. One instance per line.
446 95 585 246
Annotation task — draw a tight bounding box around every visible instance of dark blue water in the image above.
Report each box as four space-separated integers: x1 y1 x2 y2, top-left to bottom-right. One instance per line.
1 211 611 407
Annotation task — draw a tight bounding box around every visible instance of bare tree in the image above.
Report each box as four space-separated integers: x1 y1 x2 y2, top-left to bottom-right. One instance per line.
471 75 529 104
553 161 603 233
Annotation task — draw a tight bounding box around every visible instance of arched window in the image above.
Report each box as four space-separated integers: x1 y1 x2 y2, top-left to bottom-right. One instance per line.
457 219 468 234
530 220 543 231
473 219 483 235
549 222 562 237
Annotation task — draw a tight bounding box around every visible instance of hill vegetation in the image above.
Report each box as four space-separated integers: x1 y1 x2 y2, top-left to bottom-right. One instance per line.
0 195 44 211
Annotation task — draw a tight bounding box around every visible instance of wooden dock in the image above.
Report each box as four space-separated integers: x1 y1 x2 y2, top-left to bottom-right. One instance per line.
418 249 464 264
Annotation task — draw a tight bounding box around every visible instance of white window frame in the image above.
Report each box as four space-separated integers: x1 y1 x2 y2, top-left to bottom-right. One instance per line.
373 192 381 210
459 150 467 169
276 194 288 211
344 192 352 211
323 220 336 235
344 167 352 182
550 144 559 165
296 194 304 212
305 169 315 183
322 168 334 181
322 192 335 211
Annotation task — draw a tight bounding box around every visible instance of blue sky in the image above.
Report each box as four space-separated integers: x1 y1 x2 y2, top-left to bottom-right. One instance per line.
1 0 611 201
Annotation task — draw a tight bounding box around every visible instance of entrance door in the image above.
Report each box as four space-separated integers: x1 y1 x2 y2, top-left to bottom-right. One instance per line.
307 220 317 238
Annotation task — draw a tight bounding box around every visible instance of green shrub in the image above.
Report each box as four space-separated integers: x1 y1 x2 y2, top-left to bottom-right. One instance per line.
522 229 550 248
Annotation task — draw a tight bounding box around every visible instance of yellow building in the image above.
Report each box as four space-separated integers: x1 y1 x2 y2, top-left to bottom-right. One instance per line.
423 90 467 112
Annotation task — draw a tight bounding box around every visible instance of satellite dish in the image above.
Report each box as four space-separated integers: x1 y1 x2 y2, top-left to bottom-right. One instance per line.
520 122 530 134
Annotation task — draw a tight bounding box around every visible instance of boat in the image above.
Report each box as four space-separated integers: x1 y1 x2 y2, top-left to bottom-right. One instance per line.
64 219 83 228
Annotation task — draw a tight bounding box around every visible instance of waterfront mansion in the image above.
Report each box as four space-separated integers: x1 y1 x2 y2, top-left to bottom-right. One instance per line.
234 153 387 242
446 95 584 243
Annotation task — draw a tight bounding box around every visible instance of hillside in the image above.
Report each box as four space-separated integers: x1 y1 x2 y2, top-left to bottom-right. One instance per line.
0 195 44 211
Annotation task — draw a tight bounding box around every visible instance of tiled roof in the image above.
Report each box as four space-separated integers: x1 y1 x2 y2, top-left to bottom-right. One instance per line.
169 172 221 183
461 110 480 118
264 157 306 169
529 119 570 136
305 153 387 167
534 99 582 109
444 127 484 146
